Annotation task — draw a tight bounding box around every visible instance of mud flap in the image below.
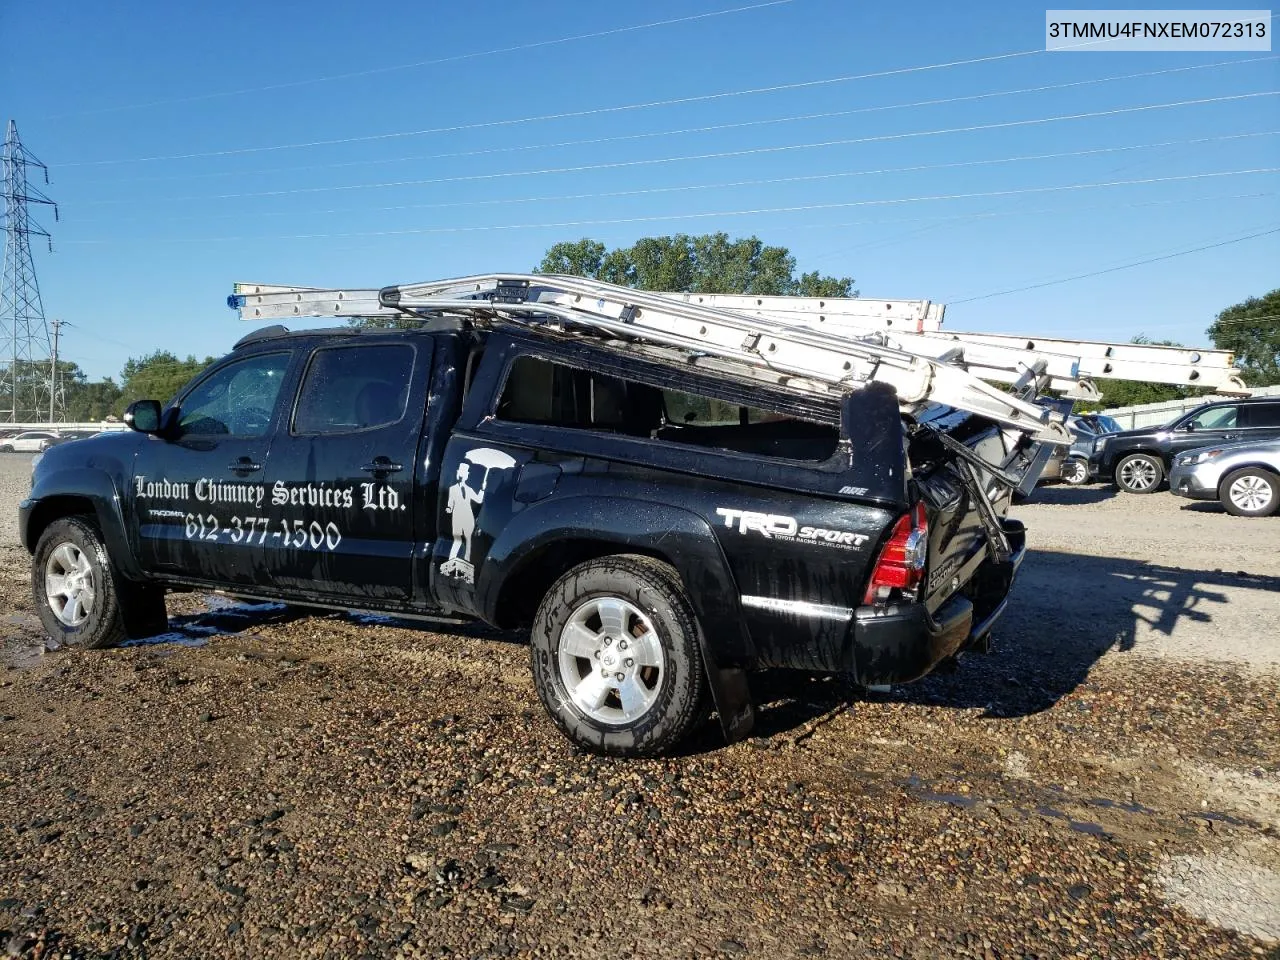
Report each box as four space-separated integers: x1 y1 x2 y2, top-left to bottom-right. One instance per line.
119 581 169 640
697 633 755 743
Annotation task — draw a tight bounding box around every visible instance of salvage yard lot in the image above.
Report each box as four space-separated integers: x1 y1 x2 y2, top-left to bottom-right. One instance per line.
1 453 1277 959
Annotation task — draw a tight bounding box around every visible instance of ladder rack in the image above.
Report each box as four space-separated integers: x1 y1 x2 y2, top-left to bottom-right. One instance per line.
232 275 1073 445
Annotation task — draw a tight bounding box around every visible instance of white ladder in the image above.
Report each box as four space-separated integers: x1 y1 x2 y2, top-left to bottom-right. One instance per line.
233 275 1073 445
654 291 1247 398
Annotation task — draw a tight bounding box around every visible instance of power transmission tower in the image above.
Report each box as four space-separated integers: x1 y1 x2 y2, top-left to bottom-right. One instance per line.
1 120 58 423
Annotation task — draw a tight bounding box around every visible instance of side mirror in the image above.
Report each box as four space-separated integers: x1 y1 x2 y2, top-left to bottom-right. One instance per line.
124 399 163 434
1182 421 1196 432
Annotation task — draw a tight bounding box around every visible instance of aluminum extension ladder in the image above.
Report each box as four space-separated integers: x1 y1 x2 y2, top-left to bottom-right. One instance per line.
231 274 1080 445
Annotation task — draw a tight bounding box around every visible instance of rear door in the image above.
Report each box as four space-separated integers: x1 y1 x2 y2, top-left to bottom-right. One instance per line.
1239 401 1280 441
261 338 430 603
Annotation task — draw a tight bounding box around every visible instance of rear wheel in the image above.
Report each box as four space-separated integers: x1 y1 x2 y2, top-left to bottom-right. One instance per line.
1115 453 1164 494
1061 458 1090 486
33 517 128 650
1220 467 1279 518
530 555 707 757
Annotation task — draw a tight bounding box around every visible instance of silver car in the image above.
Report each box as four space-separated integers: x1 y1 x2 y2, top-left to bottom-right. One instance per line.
1169 438 1280 517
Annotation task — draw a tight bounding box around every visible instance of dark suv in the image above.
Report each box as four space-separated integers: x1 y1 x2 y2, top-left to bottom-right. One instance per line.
1090 396 1280 494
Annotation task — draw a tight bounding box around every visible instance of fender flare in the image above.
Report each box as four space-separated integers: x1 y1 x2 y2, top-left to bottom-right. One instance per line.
24 468 142 580
478 495 756 742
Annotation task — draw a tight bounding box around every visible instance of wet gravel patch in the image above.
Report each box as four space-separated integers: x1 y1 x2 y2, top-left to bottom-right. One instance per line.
1 459 1277 957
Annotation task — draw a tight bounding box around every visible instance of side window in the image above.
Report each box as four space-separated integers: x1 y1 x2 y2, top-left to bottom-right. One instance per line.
1243 403 1280 428
494 355 838 461
1187 406 1238 430
293 344 415 435
177 353 290 438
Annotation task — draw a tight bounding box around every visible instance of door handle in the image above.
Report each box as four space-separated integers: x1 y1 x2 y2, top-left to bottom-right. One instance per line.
228 458 262 474
362 457 404 475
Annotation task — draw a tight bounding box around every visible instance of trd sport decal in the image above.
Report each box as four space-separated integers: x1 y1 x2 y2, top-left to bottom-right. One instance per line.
439 447 517 585
714 508 869 549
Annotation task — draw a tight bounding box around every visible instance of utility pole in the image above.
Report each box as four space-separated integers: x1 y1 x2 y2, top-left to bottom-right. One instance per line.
1 120 57 423
49 318 61 423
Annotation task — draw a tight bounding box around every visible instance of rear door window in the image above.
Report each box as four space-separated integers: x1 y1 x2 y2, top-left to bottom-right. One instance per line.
1242 402 1280 428
292 344 416 435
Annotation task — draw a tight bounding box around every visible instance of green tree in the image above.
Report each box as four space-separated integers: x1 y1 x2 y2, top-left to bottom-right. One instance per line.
1206 288 1280 386
65 376 122 421
116 351 214 414
535 233 855 297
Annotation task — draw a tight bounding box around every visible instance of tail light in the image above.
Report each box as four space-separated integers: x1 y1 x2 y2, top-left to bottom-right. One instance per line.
863 500 929 605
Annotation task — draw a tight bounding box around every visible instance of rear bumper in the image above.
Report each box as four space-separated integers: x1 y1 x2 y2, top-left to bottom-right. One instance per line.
851 519 1027 686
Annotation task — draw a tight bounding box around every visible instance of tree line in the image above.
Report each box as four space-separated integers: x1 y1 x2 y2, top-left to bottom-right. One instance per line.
22 234 1278 421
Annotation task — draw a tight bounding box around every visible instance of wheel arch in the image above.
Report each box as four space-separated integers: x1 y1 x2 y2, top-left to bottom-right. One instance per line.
477 495 757 742
1217 462 1280 497
23 469 142 579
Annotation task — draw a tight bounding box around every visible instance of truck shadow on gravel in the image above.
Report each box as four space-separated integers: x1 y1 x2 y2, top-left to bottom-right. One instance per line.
703 550 1280 747
1020 484 1118 507
884 550 1280 719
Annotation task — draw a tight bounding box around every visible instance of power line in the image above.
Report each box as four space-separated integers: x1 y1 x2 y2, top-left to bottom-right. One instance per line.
72 55 1278 185
62 168 1280 244
949 226 1280 305
46 1 798 120
72 130 1280 225
80 91 1280 206
59 38 1142 167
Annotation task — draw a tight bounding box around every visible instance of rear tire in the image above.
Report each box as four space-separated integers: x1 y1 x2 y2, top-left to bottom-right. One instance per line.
1061 458 1090 486
530 555 707 757
1115 453 1164 494
33 517 128 650
1220 467 1279 518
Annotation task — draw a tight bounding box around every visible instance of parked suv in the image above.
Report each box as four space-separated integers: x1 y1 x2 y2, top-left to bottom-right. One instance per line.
20 321 1037 756
0 431 62 453
1090 397 1280 494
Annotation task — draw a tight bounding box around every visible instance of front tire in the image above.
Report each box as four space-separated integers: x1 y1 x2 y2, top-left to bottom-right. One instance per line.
33 517 128 650
1220 467 1279 518
1115 453 1164 494
530 555 707 757
1061 458 1090 486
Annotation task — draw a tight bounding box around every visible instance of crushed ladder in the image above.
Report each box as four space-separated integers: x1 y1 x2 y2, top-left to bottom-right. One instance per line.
232 275 1074 445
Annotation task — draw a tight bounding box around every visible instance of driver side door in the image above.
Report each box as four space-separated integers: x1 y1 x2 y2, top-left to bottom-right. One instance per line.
131 349 295 586
1169 404 1240 460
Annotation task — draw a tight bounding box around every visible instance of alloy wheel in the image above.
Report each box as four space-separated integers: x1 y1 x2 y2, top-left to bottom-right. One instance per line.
44 541 96 627
557 596 665 725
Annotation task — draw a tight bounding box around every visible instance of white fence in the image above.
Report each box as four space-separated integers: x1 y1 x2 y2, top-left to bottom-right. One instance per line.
1102 385 1280 429
1 422 128 433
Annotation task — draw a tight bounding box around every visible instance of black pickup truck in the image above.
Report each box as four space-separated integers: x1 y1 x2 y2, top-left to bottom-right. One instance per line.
20 320 1030 756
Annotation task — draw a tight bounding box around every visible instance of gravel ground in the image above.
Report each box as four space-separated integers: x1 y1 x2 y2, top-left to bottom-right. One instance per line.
1 452 1278 959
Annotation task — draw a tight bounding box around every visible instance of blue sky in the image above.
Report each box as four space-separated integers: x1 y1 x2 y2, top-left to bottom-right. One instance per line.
2 0 1277 381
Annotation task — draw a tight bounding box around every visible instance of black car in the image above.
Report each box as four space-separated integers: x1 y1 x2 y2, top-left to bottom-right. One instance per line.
1090 396 1280 494
20 321 1036 757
